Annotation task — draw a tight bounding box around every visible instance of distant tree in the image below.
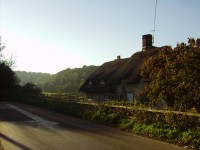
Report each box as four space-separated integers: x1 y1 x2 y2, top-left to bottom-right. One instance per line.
21 83 42 95
41 65 99 93
15 71 51 85
141 38 200 112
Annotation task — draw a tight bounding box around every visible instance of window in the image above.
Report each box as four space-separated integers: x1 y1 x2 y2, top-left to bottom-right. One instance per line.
100 79 105 85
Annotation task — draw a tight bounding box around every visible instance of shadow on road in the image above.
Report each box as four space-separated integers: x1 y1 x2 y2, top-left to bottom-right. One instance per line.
0 133 31 150
0 102 185 150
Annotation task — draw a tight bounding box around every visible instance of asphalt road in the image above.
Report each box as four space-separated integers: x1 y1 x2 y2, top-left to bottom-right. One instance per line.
0 102 184 150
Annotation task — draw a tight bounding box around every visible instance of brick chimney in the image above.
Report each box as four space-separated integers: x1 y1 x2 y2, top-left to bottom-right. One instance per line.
142 34 152 50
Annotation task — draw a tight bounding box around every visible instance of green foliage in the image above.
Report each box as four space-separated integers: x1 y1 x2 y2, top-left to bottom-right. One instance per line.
142 124 166 139
164 113 198 131
0 62 19 91
15 95 200 149
83 103 199 148
0 36 19 96
41 92 83 102
21 83 42 95
141 39 200 112
15 71 51 85
91 104 123 125
15 66 99 93
136 110 198 131
132 123 143 134
104 100 132 106
180 130 200 147
119 119 135 130
165 128 179 140
37 65 98 93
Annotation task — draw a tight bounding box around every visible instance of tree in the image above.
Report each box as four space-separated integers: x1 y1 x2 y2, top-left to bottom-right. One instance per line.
0 37 19 91
0 36 16 68
40 65 99 93
0 37 5 61
0 62 19 91
141 39 200 112
21 83 42 95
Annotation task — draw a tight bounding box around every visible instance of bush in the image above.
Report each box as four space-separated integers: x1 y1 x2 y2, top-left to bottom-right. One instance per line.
164 113 199 131
91 104 123 125
119 119 135 130
180 130 200 145
141 42 200 112
132 123 143 134
165 128 179 140
21 83 42 95
0 62 19 91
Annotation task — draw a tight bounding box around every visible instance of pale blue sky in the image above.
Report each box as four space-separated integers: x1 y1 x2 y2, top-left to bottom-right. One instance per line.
0 0 200 73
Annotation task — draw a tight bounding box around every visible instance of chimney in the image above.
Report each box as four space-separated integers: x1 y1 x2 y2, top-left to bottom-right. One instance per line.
117 55 121 60
142 34 152 50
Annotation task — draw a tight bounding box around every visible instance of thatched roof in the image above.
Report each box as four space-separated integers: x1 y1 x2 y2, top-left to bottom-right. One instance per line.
79 46 166 93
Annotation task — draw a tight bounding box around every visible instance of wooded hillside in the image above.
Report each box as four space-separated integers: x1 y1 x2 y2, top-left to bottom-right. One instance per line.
16 65 99 93
41 65 99 93
16 71 51 85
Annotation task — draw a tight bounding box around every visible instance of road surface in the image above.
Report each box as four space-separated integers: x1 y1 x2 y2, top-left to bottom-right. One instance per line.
0 102 184 150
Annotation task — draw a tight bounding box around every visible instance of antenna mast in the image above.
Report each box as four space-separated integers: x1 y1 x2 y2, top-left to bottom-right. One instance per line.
152 0 158 44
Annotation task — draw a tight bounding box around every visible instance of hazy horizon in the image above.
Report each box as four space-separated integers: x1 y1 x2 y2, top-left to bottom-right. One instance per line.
14 64 99 74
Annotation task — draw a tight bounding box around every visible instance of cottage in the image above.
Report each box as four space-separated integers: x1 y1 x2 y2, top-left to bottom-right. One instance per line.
79 34 167 103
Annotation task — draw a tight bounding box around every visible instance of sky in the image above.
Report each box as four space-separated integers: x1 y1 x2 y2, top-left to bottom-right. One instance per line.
0 0 200 74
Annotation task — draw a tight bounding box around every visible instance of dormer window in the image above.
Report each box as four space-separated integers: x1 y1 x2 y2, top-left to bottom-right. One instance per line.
100 79 105 85
89 81 93 85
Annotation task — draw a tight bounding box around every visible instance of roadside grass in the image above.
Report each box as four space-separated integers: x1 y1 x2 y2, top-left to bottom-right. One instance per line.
7 92 200 150
41 92 83 102
119 118 200 149
90 104 200 149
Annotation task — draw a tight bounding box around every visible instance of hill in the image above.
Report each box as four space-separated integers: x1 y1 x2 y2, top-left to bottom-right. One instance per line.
15 71 52 85
41 65 99 93
16 65 99 93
